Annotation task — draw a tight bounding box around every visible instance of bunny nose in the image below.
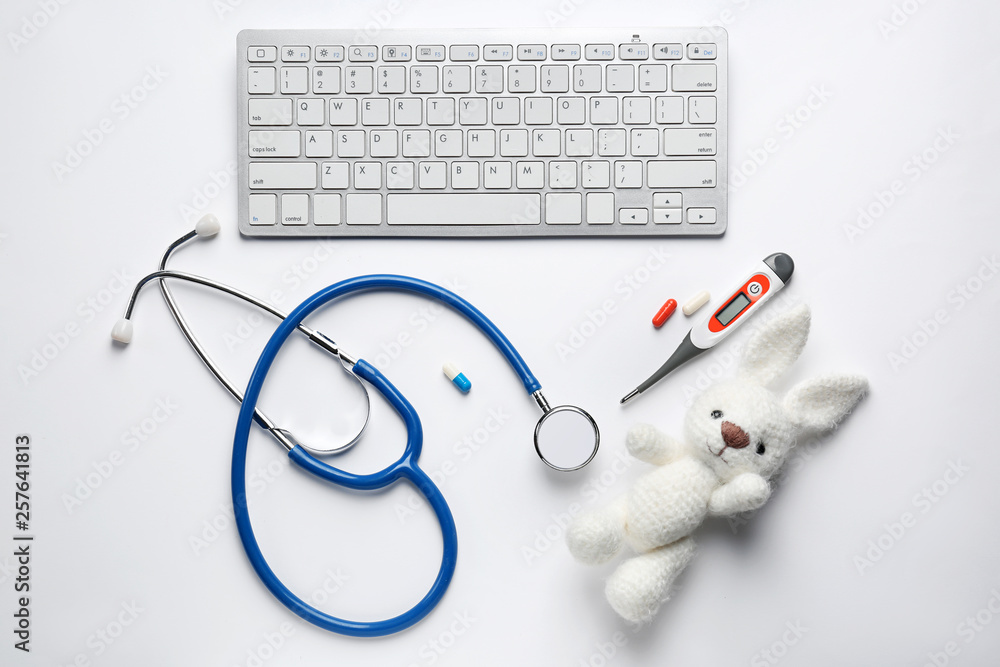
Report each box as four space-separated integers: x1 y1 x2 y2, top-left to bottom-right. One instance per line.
721 421 750 449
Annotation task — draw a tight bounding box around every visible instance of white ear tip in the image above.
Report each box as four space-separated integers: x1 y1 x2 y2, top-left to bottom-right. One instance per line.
111 319 134 344
195 214 221 237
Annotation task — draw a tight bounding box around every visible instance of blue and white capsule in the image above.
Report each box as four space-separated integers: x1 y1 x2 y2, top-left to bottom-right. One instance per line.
442 362 472 393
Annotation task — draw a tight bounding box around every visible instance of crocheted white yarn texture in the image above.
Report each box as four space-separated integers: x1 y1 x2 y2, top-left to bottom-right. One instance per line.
565 304 869 623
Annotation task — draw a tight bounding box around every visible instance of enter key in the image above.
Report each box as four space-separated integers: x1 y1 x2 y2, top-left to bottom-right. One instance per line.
663 128 716 156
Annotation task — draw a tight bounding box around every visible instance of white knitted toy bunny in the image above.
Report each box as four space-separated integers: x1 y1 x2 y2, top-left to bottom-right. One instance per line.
565 305 868 623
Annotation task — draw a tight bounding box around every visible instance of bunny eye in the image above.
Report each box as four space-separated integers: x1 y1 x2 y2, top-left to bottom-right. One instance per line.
756 443 766 455
711 410 723 419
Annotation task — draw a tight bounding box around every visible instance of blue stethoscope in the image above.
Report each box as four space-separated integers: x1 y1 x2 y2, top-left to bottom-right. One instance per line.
113 216 600 637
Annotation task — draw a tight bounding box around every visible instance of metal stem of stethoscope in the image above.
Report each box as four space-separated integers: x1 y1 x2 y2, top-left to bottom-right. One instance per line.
113 215 369 454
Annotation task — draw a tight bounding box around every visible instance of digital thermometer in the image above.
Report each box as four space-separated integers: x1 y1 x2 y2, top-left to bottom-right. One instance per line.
620 253 795 404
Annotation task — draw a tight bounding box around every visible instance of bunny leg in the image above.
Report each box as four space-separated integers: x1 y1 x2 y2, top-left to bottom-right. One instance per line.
566 496 628 565
605 537 696 623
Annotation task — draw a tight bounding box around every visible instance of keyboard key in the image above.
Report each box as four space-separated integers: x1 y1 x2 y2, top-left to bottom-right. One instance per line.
688 96 717 123
314 194 341 224
585 44 614 60
653 43 682 60
321 162 349 189
280 67 308 94
249 162 316 189
329 98 358 125
620 208 648 223
483 161 512 188
582 160 610 188
573 65 601 92
483 44 513 61
249 130 300 157
382 45 412 61
687 43 717 59
281 46 310 62
557 96 586 124
354 162 381 188
348 45 378 62
590 97 617 124
587 192 614 224
655 96 684 124
623 97 651 124
386 161 415 189
316 46 344 62
549 161 576 188
615 160 642 188
248 67 275 94
653 208 681 224
566 129 594 156
297 98 324 125
248 46 276 62
551 44 581 61
281 193 308 225
647 160 716 187
619 43 649 60
459 97 489 125
492 98 519 125
418 161 447 188
443 66 472 93
546 193 581 224
450 45 479 61
435 129 462 156
663 128 716 155
597 129 626 156
532 129 560 157
688 207 717 223
428 98 456 125
475 65 504 93
346 194 382 224
638 64 667 92
402 130 431 157
672 64 717 92
313 66 340 94
508 65 536 92
337 130 365 157
653 192 682 208
499 129 528 156
249 194 276 225
305 131 333 158
516 161 544 188
416 45 446 61
410 66 438 93
452 161 479 188
518 44 546 60
248 98 292 125
370 130 398 157
386 194 541 224
630 128 658 156
606 65 634 92
395 98 422 125
524 97 552 125
540 65 570 93
362 98 390 125
377 66 406 94
345 66 374 93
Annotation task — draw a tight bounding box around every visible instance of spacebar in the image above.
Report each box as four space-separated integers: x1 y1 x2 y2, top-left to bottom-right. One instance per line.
386 194 540 225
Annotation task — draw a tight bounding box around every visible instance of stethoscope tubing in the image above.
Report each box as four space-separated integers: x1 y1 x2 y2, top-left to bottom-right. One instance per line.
232 274 544 636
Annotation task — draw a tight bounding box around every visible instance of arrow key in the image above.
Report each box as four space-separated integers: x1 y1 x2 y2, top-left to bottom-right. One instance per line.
687 207 717 224
619 208 648 224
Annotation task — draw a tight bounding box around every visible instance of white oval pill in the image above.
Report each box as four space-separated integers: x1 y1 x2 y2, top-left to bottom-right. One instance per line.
682 290 710 316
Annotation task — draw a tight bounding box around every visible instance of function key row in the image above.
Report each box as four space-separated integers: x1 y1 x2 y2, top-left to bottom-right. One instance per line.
248 43 717 63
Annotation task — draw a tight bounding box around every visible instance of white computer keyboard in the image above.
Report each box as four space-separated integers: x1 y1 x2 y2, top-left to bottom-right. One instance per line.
237 29 727 237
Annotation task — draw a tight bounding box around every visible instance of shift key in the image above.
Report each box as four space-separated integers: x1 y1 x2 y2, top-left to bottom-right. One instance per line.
249 162 316 189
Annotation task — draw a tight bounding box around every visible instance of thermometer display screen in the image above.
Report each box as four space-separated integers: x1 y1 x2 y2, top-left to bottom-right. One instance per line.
716 292 751 327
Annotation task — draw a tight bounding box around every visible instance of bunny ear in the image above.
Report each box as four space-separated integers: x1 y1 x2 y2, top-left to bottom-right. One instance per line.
739 304 811 386
783 374 869 431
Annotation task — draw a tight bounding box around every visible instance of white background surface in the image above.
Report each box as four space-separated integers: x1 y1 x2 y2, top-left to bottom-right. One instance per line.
3 1 1000 665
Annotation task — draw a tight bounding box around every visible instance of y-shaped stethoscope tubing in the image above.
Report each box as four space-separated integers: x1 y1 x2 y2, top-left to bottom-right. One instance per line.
233 275 544 636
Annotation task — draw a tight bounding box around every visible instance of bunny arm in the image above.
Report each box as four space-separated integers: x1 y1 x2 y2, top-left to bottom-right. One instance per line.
707 473 771 516
626 423 684 465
